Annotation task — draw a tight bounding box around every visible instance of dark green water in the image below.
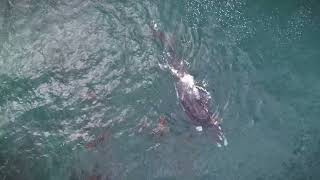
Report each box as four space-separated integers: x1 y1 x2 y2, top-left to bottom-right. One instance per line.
0 0 320 179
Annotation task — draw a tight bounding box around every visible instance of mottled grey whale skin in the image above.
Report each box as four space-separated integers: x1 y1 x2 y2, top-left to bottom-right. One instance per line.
150 23 227 146
175 80 211 126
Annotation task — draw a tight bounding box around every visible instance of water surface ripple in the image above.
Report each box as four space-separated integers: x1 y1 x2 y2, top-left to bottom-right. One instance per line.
0 0 320 179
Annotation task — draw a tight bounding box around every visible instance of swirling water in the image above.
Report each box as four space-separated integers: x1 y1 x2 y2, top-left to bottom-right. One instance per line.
0 0 320 179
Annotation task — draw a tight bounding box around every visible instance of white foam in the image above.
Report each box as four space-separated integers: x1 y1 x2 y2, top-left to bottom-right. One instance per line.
224 138 228 146
181 74 195 86
146 143 160 151
179 73 201 99
43 132 50 137
217 137 228 147
170 68 179 77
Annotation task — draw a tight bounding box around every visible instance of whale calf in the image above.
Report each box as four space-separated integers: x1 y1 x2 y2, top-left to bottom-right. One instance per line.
150 22 227 146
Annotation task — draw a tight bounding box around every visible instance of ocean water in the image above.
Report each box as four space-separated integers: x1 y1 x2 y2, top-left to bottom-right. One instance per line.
0 0 320 179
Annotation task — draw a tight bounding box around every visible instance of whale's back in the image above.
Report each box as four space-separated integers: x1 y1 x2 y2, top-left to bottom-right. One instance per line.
176 77 212 126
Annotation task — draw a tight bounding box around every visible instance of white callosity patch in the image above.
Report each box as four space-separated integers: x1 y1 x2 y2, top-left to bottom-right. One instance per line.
195 126 203 132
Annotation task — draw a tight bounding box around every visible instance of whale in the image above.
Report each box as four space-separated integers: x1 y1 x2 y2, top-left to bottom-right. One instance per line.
150 22 227 146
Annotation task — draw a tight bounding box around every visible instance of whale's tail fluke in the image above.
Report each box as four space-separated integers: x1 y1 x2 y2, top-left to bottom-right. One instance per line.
208 115 228 147
210 124 228 147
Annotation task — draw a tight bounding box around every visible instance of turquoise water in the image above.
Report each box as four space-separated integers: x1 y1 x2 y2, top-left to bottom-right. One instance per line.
0 0 320 179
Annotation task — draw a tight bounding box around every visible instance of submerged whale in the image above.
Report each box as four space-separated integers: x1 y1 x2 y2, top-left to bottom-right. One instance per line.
150 22 227 146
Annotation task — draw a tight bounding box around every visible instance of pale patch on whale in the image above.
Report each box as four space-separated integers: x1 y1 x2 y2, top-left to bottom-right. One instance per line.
180 74 201 99
168 65 202 99
195 126 203 132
